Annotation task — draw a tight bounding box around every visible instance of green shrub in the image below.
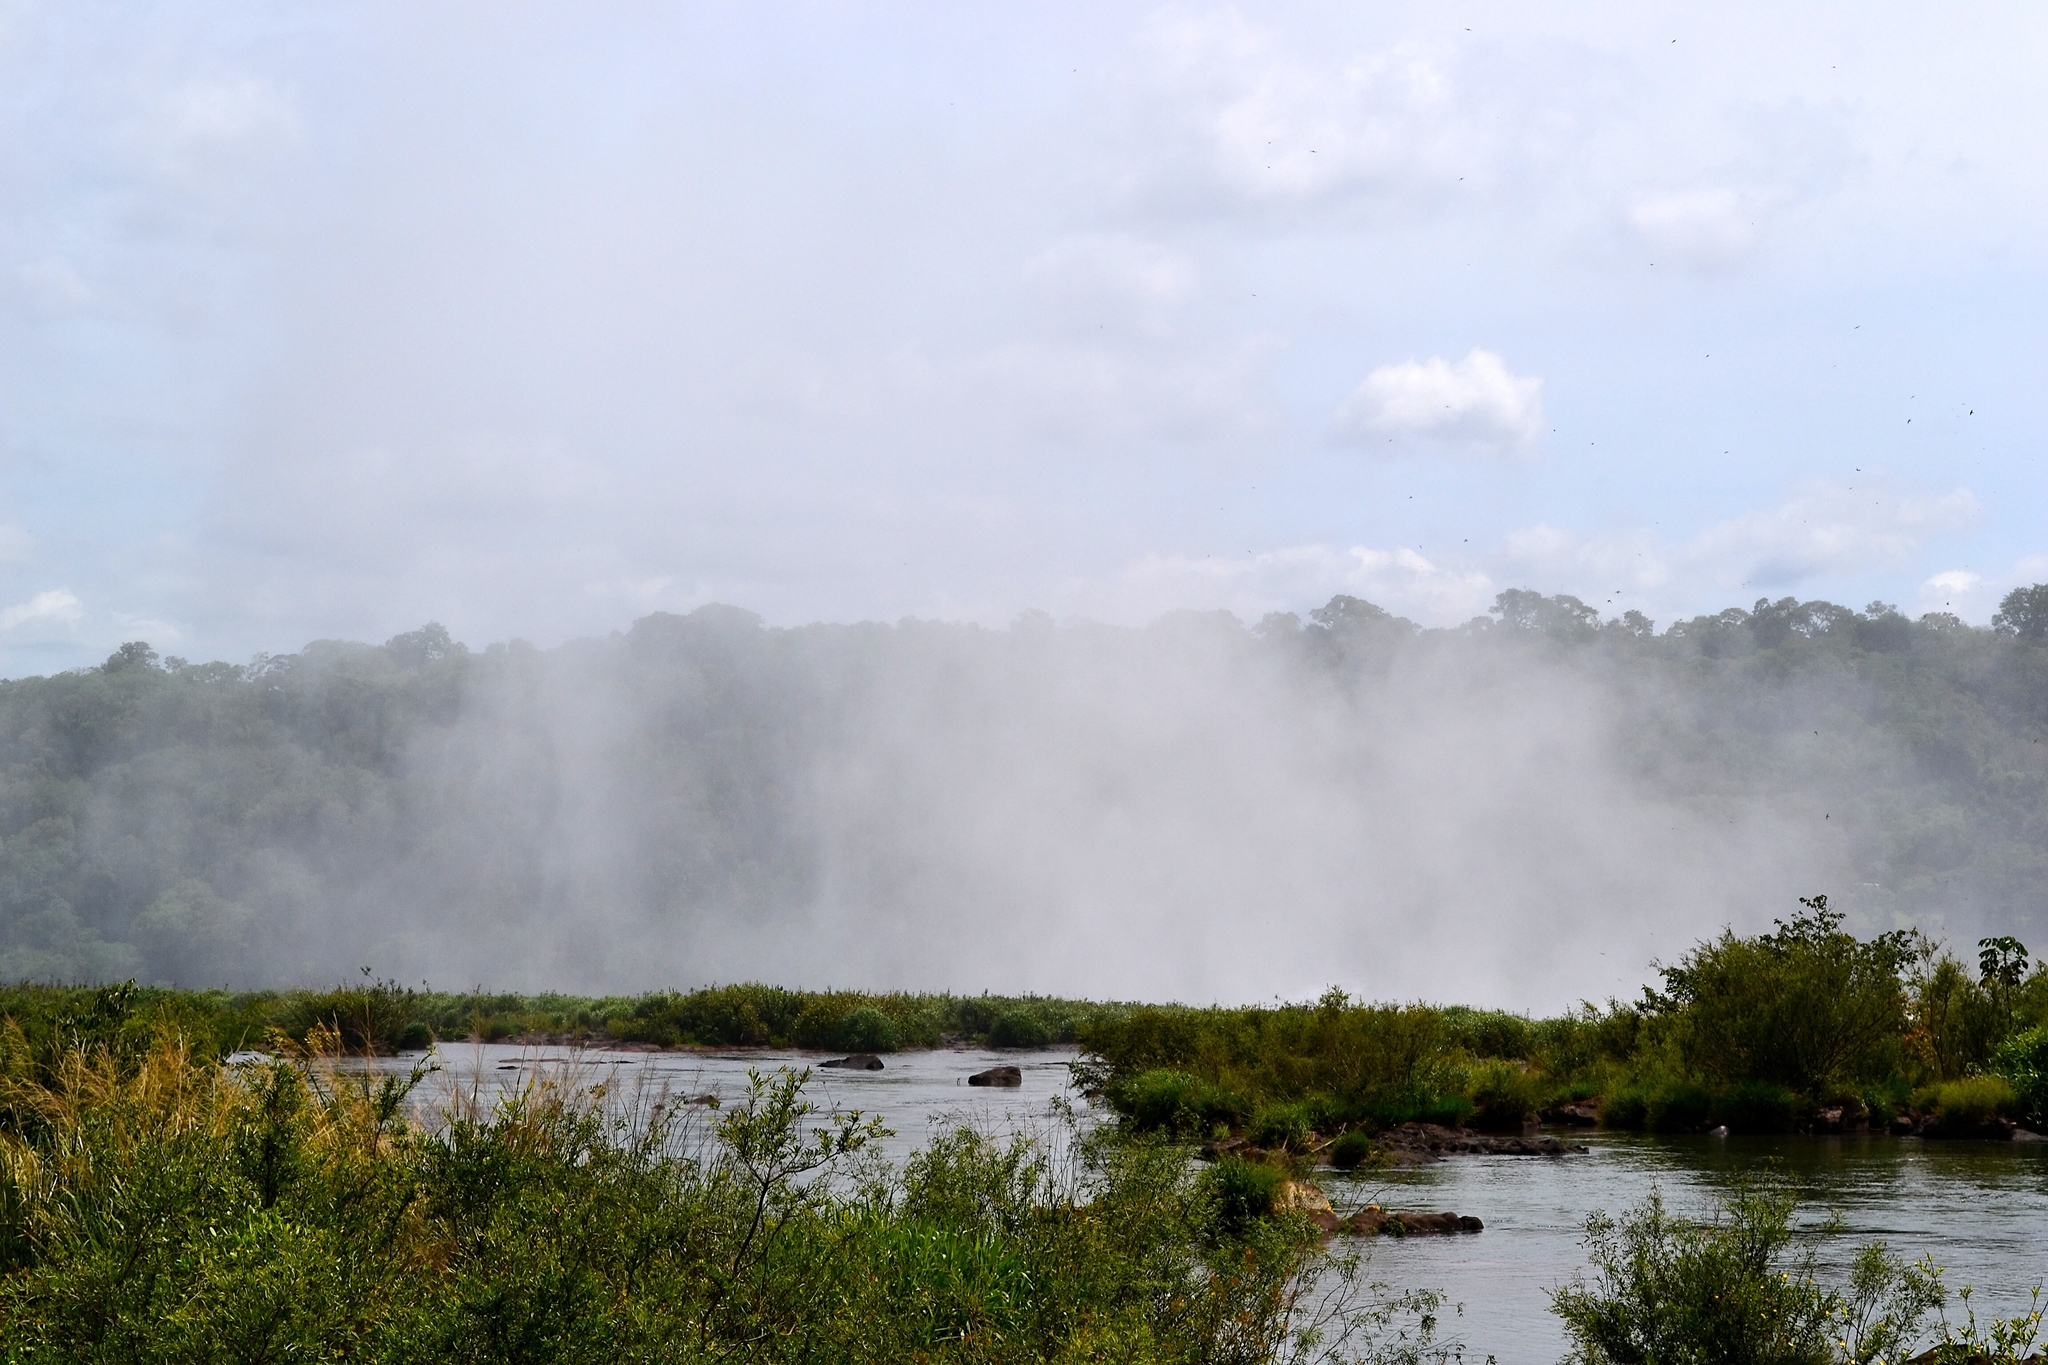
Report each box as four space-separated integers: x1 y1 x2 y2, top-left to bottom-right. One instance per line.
1328 1131 1376 1170
1113 1069 1245 1136
1467 1060 1544 1132
987 1011 1051 1049
276 980 420 1054
1551 1174 1944 1365
1720 1081 1802 1135
1922 1076 2016 1133
1991 1025 2048 1129
1646 1082 1714 1133
1600 1086 1651 1130
1644 896 1916 1095
1444 1007 1535 1060
1199 1156 1283 1236
0 1036 1418 1362
834 1006 901 1054
1248 1101 1314 1150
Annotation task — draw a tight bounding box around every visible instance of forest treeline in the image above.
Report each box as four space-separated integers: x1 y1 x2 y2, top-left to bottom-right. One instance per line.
1 585 2046 986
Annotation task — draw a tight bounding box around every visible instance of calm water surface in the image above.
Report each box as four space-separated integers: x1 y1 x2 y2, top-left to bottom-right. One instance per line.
355 1043 2048 1364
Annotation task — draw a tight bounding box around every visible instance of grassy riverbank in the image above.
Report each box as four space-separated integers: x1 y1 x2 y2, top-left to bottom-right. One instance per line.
0 1026 1422 1362
4 895 2044 1162
1 902 2046 1362
1079 901 2048 1156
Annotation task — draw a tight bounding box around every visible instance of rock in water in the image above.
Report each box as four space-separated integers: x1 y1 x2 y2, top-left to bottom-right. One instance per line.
820 1054 884 1071
968 1065 1022 1086
1342 1205 1483 1236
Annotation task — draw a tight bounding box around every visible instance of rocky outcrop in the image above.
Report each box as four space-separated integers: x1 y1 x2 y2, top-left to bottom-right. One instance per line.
968 1065 1022 1086
1544 1100 1601 1127
819 1054 884 1070
1889 1111 2044 1141
1341 1205 1483 1236
1377 1122 1586 1165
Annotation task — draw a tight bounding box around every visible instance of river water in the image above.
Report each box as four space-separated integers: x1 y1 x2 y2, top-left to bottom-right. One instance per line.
355 1042 2048 1363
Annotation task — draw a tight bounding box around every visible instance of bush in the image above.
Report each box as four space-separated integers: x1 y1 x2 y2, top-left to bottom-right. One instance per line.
1920 1076 2016 1134
834 1006 901 1054
1112 1069 1245 1136
1720 1081 1802 1135
1644 896 1915 1096
1647 1082 1714 1133
1991 1025 2048 1129
0 1036 1426 1362
1199 1156 1284 1236
1444 1007 1535 1060
1328 1131 1376 1170
1600 1086 1650 1130
1467 1060 1545 1132
1551 1174 1944 1365
1248 1101 1315 1151
987 1011 1051 1049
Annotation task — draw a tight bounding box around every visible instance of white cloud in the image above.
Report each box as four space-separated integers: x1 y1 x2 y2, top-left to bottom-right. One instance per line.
1687 480 1979 588
1082 479 1986 633
1075 542 1494 625
0 589 82 632
1331 349 1543 454
1917 569 1983 615
1628 188 1760 268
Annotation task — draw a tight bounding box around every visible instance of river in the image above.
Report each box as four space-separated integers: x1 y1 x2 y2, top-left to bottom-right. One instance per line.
348 1042 2048 1363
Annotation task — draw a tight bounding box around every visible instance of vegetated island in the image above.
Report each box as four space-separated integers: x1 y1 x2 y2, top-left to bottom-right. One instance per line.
1 898 2046 1360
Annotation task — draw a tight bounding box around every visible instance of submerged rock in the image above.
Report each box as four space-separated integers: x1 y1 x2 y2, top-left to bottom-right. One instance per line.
967 1065 1022 1087
820 1054 884 1071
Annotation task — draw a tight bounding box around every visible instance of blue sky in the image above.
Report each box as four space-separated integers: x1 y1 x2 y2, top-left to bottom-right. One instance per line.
1 1 2044 673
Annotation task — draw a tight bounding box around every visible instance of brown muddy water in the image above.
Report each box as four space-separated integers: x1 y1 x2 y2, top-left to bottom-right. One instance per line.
348 1043 2048 1363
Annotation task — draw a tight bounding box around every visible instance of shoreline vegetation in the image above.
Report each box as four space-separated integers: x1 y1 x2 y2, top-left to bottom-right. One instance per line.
2 903 2046 1360
8 895 2043 1149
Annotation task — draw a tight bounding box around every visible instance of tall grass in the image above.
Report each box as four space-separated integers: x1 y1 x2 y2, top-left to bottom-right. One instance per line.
0 1027 1463 1363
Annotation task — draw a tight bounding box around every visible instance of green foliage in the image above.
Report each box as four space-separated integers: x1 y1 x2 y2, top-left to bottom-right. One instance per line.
6 589 2048 996
0 1034 1452 1364
1916 1076 2017 1134
276 975 428 1054
1644 896 1916 1097
1991 1025 2048 1128
1081 992 1464 1136
987 1010 1052 1049
1110 1069 1248 1137
826 1005 901 1053
1465 1061 1544 1132
1550 1173 1946 1365
1197 1155 1283 1237
1718 1082 1804 1135
1911 952 2004 1081
1327 1131 1376 1170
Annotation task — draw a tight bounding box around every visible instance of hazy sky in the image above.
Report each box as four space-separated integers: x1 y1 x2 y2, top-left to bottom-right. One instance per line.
3 1 2044 675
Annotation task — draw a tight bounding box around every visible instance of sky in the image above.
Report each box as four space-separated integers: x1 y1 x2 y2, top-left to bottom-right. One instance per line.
2 1 2045 675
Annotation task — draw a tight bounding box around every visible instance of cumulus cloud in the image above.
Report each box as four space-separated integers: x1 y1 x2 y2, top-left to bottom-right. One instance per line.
1918 569 1984 614
1330 349 1543 454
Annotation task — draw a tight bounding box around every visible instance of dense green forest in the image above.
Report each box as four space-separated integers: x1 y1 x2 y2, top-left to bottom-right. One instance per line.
1 586 2046 991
